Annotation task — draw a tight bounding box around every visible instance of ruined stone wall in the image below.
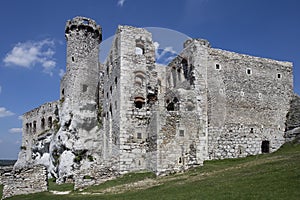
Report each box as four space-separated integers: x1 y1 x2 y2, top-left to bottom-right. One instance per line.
206 48 293 159
102 31 122 166
117 26 157 173
17 101 59 166
2 165 47 199
285 94 300 142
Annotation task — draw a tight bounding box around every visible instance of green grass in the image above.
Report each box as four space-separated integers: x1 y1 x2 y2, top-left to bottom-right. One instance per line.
48 178 74 191
0 184 3 198
5 142 300 200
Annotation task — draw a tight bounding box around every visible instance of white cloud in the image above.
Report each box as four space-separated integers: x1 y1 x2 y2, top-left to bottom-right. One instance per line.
117 0 126 7
9 128 22 134
59 69 65 78
3 39 56 75
18 115 23 120
0 107 14 118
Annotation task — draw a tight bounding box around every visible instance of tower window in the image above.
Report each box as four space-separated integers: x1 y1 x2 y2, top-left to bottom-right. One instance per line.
246 68 252 75
72 57 75 62
215 64 220 70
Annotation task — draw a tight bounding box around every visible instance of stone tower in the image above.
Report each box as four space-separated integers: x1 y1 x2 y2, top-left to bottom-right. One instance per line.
61 16 102 106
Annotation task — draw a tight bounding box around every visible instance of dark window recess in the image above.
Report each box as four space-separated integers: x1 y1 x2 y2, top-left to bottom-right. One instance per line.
216 64 220 70
41 118 45 129
72 57 75 62
82 84 88 93
181 58 189 79
250 128 254 133
134 97 145 109
179 157 182 164
48 117 53 128
167 102 175 111
33 121 37 132
137 133 142 139
115 77 118 85
261 141 270 153
247 69 252 75
277 73 281 79
179 130 184 137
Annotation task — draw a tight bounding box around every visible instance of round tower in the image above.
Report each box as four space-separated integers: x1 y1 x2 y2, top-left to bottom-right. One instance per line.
61 16 102 105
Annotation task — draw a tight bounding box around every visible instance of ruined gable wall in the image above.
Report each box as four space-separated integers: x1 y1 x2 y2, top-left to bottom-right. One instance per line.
207 48 293 159
155 40 210 175
16 101 59 168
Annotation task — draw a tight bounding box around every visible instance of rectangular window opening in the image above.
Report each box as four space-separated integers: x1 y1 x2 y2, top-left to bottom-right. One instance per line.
179 130 184 137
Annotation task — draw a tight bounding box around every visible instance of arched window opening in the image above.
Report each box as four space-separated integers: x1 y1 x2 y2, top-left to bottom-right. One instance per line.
41 118 45 129
167 102 175 111
134 71 146 87
181 58 189 79
134 96 145 109
48 116 53 129
135 40 145 55
33 121 37 133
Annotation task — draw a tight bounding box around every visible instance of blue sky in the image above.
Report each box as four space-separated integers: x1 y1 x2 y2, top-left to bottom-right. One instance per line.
0 0 299 159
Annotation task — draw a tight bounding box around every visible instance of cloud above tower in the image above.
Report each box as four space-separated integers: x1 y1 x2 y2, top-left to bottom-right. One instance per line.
117 0 126 7
3 39 57 76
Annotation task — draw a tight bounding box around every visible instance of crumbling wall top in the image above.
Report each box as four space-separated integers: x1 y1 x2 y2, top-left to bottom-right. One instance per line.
65 16 102 42
184 38 211 48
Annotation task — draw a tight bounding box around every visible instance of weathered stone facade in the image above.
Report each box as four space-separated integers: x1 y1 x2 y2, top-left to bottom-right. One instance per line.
2 165 47 199
11 16 295 196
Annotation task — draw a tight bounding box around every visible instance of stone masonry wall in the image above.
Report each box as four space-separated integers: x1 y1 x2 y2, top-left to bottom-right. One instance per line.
207 48 293 159
2 165 47 199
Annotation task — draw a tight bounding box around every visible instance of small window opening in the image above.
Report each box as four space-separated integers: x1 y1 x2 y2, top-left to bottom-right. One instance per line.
72 57 75 62
261 141 270 153
135 47 144 55
61 89 65 96
48 116 53 128
41 118 45 129
215 64 220 70
181 58 189 79
134 97 145 109
250 128 254 133
110 86 112 94
137 132 142 139
135 40 145 55
167 102 175 111
82 84 88 93
179 130 184 137
277 73 281 79
178 157 182 164
115 77 118 85
246 68 252 75
138 160 141 166
33 121 37 133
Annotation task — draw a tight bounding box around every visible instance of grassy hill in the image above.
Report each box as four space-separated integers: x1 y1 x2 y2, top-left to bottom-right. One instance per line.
2 142 300 200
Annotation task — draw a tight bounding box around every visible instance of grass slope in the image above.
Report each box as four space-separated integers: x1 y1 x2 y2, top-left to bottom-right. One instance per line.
6 142 300 200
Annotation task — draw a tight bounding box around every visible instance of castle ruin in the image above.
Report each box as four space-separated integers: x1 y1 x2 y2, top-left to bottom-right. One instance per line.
10 16 294 191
